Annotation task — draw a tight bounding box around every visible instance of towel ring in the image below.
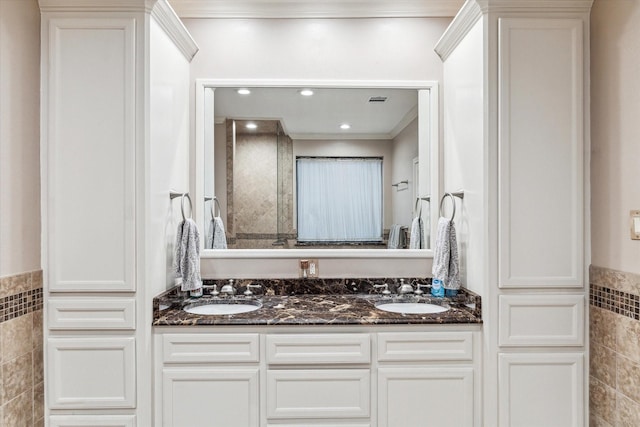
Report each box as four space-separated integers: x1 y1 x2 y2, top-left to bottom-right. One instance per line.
439 192 456 222
207 197 222 219
180 193 192 221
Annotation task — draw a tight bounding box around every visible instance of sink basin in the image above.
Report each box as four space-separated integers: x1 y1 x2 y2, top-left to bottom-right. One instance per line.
375 302 448 314
183 301 262 315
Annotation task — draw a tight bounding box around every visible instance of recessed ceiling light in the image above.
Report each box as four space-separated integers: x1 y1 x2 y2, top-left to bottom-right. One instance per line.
246 123 257 130
300 89 314 96
340 123 351 130
237 88 251 95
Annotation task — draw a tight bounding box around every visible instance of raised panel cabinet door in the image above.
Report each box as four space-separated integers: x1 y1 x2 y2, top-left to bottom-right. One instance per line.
47 337 136 409
378 367 474 427
499 353 584 427
45 18 136 292
497 18 584 288
162 368 259 427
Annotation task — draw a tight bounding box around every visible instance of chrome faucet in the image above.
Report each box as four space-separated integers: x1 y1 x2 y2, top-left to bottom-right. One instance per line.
373 283 392 296
244 283 262 297
220 279 236 296
396 279 414 295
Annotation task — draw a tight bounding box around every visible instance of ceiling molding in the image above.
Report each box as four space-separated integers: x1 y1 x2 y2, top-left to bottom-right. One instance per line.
167 0 465 19
434 0 482 62
152 0 199 61
290 133 394 141
477 0 593 14
39 0 158 13
389 104 418 139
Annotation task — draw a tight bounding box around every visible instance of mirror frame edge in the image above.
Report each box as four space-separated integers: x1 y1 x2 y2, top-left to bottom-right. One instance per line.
194 78 440 261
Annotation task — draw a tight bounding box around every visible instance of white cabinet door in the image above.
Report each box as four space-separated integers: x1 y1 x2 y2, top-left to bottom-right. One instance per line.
45 18 136 293
48 337 136 409
499 353 584 427
378 367 474 427
162 368 259 427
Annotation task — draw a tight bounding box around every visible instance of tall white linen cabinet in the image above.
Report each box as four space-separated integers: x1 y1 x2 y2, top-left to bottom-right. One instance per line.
39 0 197 425
436 1 592 426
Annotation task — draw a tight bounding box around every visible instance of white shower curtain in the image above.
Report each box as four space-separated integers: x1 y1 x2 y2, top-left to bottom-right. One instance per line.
297 157 383 242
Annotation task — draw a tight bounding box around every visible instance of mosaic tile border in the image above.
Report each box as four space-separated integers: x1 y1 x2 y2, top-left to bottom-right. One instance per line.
0 270 44 324
590 283 640 320
590 265 640 321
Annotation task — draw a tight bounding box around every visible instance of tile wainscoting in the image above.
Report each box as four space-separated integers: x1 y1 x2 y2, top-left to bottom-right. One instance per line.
590 265 640 427
0 270 44 427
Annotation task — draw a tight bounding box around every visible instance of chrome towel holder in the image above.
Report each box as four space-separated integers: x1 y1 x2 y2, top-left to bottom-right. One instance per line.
204 196 222 219
439 191 465 222
414 195 431 217
170 191 192 221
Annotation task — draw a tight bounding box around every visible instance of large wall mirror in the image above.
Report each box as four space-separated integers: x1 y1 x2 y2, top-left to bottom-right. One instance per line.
195 80 439 259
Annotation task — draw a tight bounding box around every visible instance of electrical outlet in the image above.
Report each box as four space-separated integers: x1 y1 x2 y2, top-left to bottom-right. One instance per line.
308 259 319 277
299 259 319 278
631 210 640 240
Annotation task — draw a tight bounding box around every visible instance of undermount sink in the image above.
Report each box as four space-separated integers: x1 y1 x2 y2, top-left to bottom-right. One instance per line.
375 302 449 314
183 300 262 315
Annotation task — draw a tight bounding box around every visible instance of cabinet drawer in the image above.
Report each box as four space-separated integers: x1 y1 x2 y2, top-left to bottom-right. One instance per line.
377 332 473 362
49 415 136 427
48 298 136 330
499 294 584 346
266 333 370 365
266 369 370 419
163 334 259 364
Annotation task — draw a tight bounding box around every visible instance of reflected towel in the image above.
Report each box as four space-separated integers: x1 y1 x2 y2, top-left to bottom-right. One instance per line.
409 216 424 249
388 224 402 249
431 217 460 290
210 217 227 249
174 218 202 292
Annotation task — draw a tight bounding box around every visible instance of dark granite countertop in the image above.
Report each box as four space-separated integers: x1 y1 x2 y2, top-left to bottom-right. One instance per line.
153 278 482 326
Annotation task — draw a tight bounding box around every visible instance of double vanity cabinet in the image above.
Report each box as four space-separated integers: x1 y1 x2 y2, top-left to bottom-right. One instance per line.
153 282 483 427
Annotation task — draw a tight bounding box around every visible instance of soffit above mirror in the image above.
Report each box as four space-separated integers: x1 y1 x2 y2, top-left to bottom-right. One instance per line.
167 0 464 19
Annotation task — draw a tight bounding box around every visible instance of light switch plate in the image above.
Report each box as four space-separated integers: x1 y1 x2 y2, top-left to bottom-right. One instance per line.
631 210 640 240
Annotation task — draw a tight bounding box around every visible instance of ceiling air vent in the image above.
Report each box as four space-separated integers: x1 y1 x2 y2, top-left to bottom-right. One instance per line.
368 96 388 103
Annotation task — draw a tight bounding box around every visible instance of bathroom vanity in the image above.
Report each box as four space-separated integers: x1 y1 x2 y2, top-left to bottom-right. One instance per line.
153 279 482 427
39 0 591 426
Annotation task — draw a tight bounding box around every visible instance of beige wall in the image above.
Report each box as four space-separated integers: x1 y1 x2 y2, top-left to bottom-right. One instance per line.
590 2 640 426
0 0 41 277
591 0 640 275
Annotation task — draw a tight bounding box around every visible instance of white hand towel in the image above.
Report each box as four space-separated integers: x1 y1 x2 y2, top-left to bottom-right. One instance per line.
409 216 424 249
431 217 460 290
212 217 227 249
174 218 202 292
206 218 214 249
388 224 401 249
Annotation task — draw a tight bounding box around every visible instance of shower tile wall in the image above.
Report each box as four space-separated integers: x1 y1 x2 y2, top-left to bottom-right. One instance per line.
590 265 640 426
0 270 44 427
229 122 295 249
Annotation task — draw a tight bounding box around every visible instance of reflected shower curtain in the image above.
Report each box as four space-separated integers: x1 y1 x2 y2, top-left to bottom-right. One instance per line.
297 157 383 242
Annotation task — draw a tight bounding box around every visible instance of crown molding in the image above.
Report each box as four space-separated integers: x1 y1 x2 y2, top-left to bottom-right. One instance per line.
477 0 593 14
167 0 465 19
151 0 199 61
434 0 483 62
434 0 593 61
39 0 158 13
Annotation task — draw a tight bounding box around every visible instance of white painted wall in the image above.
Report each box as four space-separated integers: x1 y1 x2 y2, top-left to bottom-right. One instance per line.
185 18 449 82
149 17 192 294
591 0 640 275
391 118 419 228
441 20 484 295
0 0 41 276
187 17 448 278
